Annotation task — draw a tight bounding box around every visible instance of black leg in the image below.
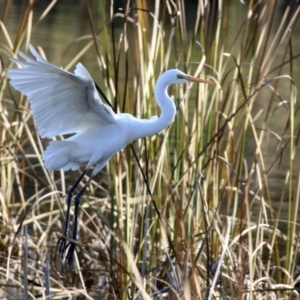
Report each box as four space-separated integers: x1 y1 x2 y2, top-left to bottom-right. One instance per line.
57 170 87 258
65 184 88 265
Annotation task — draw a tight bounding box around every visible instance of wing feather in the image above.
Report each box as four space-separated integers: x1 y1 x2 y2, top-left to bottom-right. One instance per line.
8 45 115 138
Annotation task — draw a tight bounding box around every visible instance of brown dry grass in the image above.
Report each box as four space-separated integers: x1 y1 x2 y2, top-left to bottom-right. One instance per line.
1 0 300 299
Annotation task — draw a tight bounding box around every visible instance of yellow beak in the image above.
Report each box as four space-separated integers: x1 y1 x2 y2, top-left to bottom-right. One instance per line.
184 75 212 84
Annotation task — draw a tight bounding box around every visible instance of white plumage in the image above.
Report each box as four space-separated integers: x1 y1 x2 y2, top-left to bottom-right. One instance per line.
8 45 209 176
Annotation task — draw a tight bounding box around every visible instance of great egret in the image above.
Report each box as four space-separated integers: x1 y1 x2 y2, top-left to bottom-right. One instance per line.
8 45 210 265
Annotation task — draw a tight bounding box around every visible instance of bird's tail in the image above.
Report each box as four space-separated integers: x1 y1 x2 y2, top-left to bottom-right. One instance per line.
43 140 79 172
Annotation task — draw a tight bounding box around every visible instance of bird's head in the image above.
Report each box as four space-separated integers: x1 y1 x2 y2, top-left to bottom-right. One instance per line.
160 69 211 85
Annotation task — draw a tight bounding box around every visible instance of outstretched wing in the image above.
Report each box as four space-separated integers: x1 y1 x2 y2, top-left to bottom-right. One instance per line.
8 45 116 138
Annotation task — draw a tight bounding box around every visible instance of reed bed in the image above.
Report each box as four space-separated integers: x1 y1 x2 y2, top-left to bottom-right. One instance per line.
0 0 300 299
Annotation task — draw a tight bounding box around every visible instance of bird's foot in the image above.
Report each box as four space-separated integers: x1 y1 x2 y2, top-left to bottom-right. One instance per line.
57 234 68 257
65 241 76 266
57 235 76 265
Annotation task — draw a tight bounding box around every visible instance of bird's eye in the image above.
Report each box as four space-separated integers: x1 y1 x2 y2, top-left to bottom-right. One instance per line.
177 74 184 79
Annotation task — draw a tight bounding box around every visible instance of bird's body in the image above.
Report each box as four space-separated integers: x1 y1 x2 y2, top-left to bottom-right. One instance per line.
45 115 132 175
44 113 165 175
8 45 209 264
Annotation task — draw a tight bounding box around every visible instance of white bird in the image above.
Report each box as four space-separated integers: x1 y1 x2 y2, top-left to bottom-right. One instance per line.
8 45 210 265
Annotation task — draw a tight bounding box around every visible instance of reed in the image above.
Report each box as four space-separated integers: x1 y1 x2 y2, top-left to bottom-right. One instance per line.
0 0 300 299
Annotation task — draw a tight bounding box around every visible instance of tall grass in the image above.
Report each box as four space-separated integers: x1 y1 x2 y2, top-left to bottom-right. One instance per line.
1 0 300 299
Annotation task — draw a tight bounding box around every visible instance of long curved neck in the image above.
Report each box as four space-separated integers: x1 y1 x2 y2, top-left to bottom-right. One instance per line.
153 78 177 131
129 78 176 141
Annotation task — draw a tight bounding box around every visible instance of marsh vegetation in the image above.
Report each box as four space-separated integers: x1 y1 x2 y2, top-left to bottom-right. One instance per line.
1 0 300 299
